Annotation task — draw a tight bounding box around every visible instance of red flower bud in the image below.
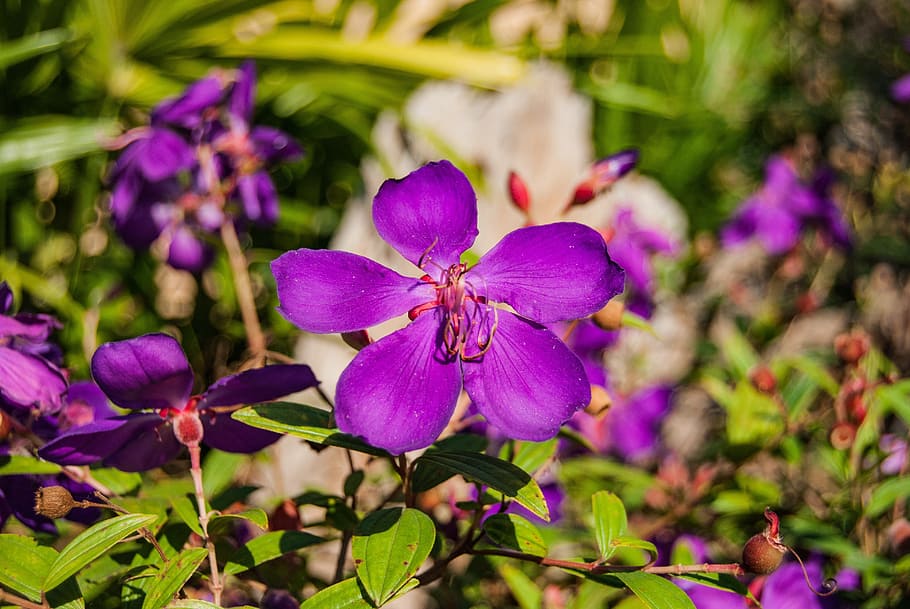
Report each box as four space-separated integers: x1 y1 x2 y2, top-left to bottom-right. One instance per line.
830 422 856 450
750 365 777 395
834 330 870 365
507 171 531 214
173 410 204 447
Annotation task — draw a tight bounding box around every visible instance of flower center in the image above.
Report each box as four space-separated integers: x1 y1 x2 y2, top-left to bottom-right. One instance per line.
408 262 497 359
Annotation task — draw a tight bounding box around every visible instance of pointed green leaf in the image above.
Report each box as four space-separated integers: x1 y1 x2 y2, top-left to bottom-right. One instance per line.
141 547 207 609
223 531 326 575
0 455 62 476
169 495 203 537
209 508 268 532
89 468 142 495
497 562 542 609
614 572 697 609
0 534 57 601
482 514 548 557
592 491 627 561
352 508 436 606
300 577 372 609
611 536 659 563
44 513 159 590
866 477 910 518
202 449 247 497
510 439 558 476
232 403 388 456
0 29 73 70
0 117 118 175
414 451 549 521
46 575 85 609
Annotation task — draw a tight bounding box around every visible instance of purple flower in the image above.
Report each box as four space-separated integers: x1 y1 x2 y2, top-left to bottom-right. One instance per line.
572 385 671 463
760 558 857 609
39 333 319 472
272 161 624 454
109 61 301 272
0 282 67 414
721 155 851 255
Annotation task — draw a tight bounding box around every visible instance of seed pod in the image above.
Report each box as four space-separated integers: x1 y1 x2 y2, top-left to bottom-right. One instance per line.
742 508 787 574
593 300 624 331
0 410 11 442
34 486 77 519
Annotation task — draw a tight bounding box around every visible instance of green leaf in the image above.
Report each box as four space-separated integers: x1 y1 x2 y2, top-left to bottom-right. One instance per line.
209 508 268 532
89 468 142 495
866 477 910 518
611 536 659 563
0 455 62 476
613 572 697 609
46 575 85 609
497 562 542 609
141 547 207 609
779 355 839 396
482 514 548 557
232 403 388 456
0 29 73 70
352 508 436 606
169 495 203 537
593 491 627 561
169 602 255 609
223 531 326 575
300 577 372 609
0 117 118 175
414 451 549 521
295 491 359 531
44 513 159 591
202 450 246 497
510 438 558 476
0 534 56 601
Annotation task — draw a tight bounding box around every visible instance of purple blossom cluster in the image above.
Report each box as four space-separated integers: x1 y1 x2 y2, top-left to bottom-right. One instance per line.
721 155 851 255
109 61 301 272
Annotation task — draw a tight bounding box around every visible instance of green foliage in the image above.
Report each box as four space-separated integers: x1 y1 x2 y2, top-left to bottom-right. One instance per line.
223 530 326 576
593 491 627 562
140 547 207 609
351 508 435 606
613 572 697 609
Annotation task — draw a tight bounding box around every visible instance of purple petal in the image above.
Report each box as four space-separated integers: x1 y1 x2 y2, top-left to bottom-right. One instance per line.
168 224 214 272
0 282 12 313
61 381 116 430
682 583 749 609
229 61 256 126
335 310 461 454
250 126 302 164
892 73 910 103
152 76 225 129
91 333 194 411
0 347 66 412
761 560 829 609
236 172 278 225
201 364 318 408
137 129 196 181
39 413 179 472
608 386 671 463
468 223 624 323
202 410 282 453
272 249 435 334
372 161 478 269
462 312 590 441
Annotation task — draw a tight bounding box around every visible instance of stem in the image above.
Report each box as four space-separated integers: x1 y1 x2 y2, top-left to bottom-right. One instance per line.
0 588 47 609
333 530 353 584
189 444 222 606
81 494 169 563
220 220 266 363
469 548 745 577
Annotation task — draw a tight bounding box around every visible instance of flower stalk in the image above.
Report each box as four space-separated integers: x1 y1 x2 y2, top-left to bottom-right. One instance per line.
188 443 223 606
220 219 266 364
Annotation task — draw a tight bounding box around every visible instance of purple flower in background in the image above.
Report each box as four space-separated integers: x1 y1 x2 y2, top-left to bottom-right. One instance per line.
273 161 624 454
892 38 910 103
0 282 67 414
572 385 671 463
604 207 679 317
760 558 858 609
721 155 851 255
39 333 319 472
109 61 302 272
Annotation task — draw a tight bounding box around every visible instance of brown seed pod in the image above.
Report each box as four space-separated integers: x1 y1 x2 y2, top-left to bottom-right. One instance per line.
34 486 77 519
742 508 787 574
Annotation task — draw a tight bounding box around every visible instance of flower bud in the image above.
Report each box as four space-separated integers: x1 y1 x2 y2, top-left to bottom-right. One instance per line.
888 518 910 556
34 485 77 519
750 365 777 394
830 422 856 450
585 384 612 416
592 300 624 331
341 330 372 351
173 410 204 447
834 331 870 365
0 409 11 442
507 171 531 213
